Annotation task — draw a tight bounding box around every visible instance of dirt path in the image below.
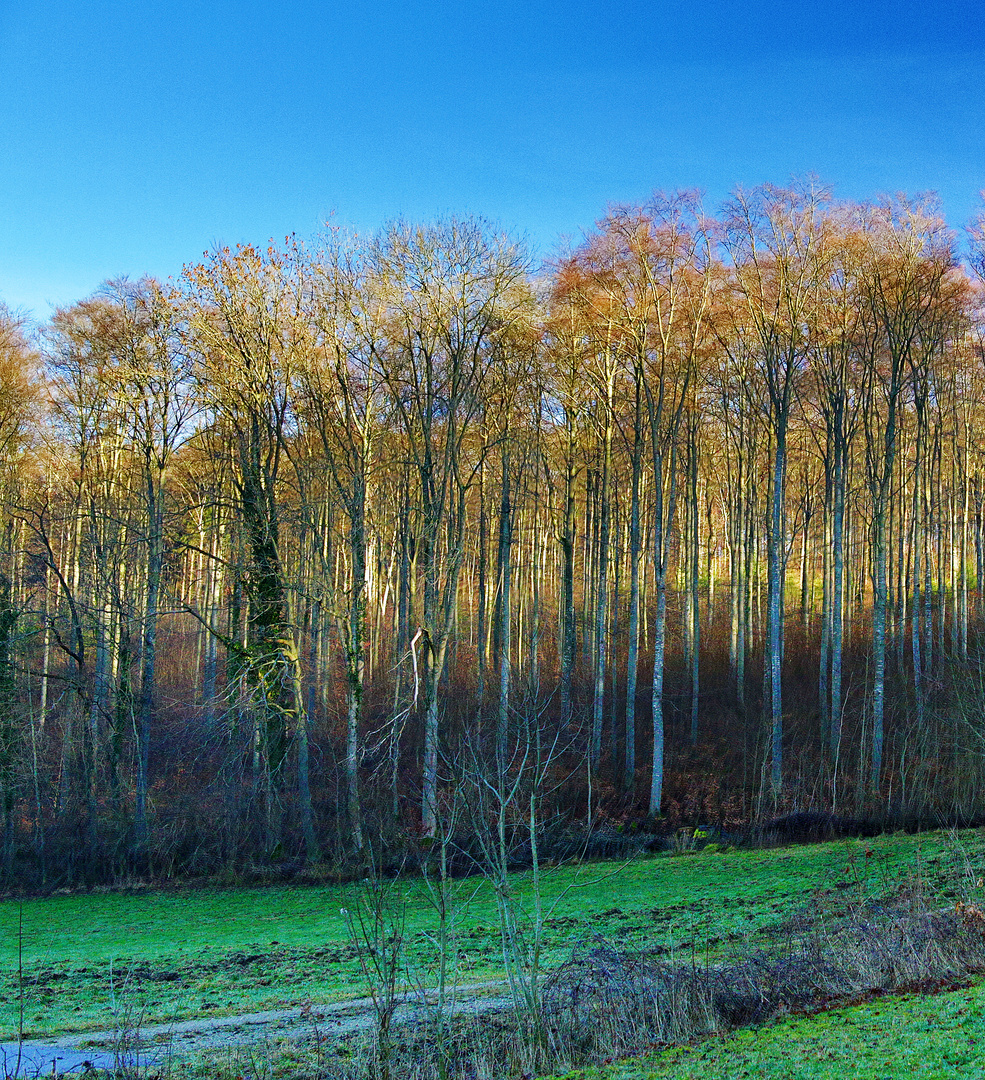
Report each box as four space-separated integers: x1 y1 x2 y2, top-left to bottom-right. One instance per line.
0 981 515 1075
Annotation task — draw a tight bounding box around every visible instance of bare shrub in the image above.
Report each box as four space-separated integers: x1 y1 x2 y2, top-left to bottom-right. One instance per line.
539 893 985 1070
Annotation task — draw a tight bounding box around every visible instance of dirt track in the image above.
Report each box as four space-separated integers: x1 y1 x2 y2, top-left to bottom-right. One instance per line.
0 982 514 1075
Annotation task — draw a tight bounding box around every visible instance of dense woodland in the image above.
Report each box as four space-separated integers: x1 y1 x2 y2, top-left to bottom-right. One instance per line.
2 182 985 886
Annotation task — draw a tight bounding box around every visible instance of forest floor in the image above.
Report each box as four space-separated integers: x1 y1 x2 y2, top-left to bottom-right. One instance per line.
1 828 983 1074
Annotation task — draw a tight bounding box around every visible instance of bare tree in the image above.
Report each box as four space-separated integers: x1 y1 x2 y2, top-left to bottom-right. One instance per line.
371 218 531 835
183 244 314 854
720 181 832 800
858 197 954 792
0 308 37 865
299 232 391 854
92 279 197 852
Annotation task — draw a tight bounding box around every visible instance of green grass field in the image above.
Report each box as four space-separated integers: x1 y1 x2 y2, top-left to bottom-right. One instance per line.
550 979 985 1079
1 828 983 1042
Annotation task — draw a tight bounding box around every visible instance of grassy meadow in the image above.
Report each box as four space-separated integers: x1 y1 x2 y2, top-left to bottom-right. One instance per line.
551 980 985 1080
1 828 984 1046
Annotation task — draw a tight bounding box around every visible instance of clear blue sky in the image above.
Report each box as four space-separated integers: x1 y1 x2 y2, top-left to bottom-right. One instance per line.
1 0 982 321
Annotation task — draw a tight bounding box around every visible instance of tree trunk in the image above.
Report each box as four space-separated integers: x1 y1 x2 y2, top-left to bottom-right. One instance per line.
766 421 788 800
496 448 512 770
624 380 643 788
134 466 163 855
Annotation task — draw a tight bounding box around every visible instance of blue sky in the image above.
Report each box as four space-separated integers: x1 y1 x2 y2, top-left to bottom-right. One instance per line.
1 0 982 321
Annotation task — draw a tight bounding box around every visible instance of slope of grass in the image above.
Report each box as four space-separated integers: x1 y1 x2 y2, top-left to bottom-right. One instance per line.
1 827 982 1039
551 978 985 1080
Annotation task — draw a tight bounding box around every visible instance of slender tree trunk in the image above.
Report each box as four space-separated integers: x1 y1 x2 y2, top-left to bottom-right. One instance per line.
477 451 488 701
624 381 643 789
767 421 788 799
134 468 163 855
830 427 847 765
648 444 678 818
819 437 832 744
592 415 612 769
496 448 512 770
911 414 926 731
688 421 700 745
871 505 889 794
559 451 577 727
343 468 367 855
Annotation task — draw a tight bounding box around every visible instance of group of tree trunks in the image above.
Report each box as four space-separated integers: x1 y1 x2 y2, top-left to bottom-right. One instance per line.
0 184 983 883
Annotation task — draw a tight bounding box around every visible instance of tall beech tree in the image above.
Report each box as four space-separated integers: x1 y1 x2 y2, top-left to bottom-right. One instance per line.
299 235 389 854
858 198 955 792
575 193 712 814
43 296 137 831
371 218 530 835
543 267 593 730
184 244 314 854
0 308 35 865
100 278 195 851
809 218 866 773
719 181 832 800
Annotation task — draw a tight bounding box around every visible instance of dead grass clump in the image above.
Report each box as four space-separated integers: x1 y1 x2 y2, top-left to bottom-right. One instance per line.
540 896 985 1068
